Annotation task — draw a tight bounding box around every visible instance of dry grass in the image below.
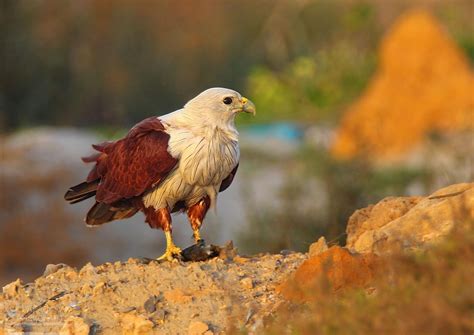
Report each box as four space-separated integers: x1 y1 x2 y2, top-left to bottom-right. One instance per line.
258 220 474 335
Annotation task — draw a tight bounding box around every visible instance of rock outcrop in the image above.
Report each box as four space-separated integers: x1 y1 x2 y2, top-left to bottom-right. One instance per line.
346 183 474 254
278 182 473 303
332 10 474 160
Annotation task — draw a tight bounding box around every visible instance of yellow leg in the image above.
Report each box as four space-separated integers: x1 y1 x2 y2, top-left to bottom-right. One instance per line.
157 231 182 261
193 228 202 243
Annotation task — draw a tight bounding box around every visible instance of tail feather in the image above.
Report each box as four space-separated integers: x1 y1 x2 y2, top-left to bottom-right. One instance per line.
64 181 99 203
86 201 138 226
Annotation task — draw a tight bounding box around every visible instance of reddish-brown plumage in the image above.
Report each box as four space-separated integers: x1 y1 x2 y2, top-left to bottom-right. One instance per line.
187 196 211 232
84 117 178 204
143 206 172 231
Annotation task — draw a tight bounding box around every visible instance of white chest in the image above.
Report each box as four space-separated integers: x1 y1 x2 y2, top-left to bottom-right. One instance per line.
142 124 239 210
166 125 239 185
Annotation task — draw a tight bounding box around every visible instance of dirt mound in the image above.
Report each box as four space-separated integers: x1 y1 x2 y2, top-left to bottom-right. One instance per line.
0 252 305 334
332 10 474 159
277 246 380 303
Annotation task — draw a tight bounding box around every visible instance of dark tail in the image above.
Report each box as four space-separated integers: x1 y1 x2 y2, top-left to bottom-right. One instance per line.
86 201 139 226
64 181 99 204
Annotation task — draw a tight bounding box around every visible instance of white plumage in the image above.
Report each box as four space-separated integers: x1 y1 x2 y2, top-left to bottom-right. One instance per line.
142 88 242 210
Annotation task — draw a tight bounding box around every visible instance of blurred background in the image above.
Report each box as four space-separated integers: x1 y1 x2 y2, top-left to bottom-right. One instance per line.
0 0 473 285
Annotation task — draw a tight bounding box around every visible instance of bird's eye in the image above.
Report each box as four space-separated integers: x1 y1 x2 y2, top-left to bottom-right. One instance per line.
223 97 233 105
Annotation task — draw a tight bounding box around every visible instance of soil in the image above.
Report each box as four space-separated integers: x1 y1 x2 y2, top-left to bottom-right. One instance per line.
0 244 306 334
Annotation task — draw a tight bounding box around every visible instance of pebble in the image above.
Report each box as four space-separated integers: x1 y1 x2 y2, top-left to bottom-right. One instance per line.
152 309 167 323
79 263 97 276
144 295 159 313
43 263 68 277
92 282 107 295
119 313 154 335
240 277 254 289
2 279 23 298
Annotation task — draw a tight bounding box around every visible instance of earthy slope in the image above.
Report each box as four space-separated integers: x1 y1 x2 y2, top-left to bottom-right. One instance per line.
0 251 305 334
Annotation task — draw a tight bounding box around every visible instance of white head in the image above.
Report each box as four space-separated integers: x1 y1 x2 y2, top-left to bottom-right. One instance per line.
183 88 256 128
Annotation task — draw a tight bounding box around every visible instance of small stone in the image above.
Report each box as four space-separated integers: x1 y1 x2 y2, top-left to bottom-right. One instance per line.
143 296 159 313
59 316 89 335
309 236 329 257
43 263 69 277
188 321 210 335
151 309 167 324
2 279 23 298
280 249 295 256
92 282 106 295
68 301 81 311
80 284 92 295
240 277 254 289
119 313 154 335
79 263 96 276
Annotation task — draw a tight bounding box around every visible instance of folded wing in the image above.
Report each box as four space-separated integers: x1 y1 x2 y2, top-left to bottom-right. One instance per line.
65 117 178 225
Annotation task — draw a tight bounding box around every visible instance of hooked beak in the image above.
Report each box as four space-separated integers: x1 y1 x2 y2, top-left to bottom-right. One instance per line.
240 97 256 116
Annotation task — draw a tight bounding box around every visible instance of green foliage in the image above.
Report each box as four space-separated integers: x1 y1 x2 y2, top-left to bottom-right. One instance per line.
246 44 375 125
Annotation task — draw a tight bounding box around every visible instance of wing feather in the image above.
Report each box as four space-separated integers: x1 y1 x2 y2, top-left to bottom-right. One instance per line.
85 117 178 204
219 163 239 192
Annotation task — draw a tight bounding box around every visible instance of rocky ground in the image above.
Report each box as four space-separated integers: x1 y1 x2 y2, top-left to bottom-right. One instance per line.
0 249 306 334
1 182 472 334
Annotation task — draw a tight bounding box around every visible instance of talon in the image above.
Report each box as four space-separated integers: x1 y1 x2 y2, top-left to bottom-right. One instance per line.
156 245 182 261
157 230 182 262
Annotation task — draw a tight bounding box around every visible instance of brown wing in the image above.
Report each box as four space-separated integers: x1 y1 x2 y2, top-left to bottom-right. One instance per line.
84 117 178 204
219 163 239 192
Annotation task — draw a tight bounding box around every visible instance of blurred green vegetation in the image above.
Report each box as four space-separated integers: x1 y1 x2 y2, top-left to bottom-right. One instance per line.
245 44 375 125
2 0 472 131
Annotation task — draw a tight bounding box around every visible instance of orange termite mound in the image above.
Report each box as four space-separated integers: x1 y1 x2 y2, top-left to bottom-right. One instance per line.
331 10 474 160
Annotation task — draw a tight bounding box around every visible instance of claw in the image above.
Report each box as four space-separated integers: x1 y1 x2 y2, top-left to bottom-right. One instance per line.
156 230 182 262
156 245 182 261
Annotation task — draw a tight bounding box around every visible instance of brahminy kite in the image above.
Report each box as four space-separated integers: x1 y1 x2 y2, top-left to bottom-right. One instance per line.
65 88 255 261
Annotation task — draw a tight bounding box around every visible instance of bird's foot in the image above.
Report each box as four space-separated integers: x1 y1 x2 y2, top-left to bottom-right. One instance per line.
156 244 182 262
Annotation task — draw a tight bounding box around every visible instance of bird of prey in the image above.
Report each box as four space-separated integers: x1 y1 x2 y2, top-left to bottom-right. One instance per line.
65 88 255 261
